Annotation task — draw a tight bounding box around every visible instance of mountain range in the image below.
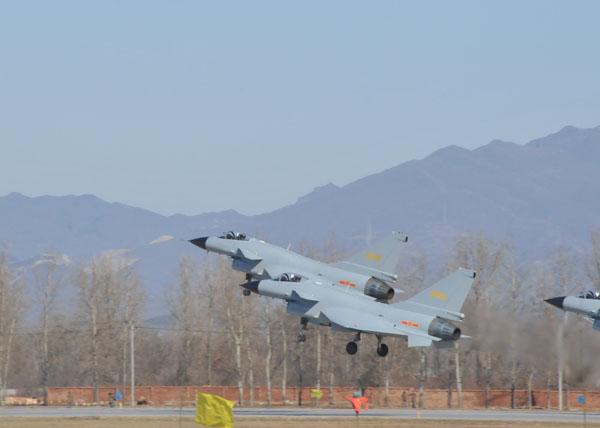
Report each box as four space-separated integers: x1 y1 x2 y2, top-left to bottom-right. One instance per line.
3 125 600 312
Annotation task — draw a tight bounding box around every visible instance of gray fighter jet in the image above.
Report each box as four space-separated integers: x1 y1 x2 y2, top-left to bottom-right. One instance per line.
190 231 476 356
545 290 600 330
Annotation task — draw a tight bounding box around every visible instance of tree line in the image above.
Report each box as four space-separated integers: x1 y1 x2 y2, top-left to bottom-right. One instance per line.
2 230 600 408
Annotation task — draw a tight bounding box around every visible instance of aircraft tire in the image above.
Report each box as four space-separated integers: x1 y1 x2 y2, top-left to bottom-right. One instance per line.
377 343 389 357
346 341 358 355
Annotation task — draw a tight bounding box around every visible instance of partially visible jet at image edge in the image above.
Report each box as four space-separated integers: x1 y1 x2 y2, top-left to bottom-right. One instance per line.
546 290 600 330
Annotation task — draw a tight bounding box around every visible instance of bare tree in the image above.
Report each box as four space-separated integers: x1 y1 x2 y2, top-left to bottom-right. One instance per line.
244 308 255 406
201 265 220 385
315 328 322 406
9 229 600 405
32 251 67 405
417 348 427 408
225 287 245 405
508 265 521 408
448 233 505 402
296 340 305 407
0 253 25 405
280 318 288 404
168 257 202 385
587 228 600 289
327 330 335 406
454 341 463 408
552 247 574 411
264 304 273 405
75 253 144 404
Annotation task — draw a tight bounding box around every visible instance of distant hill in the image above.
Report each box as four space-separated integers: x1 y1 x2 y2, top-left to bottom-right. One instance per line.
236 125 600 258
2 125 600 312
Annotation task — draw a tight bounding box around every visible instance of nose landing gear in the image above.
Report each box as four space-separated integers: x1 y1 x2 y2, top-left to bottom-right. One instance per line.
297 318 308 343
242 274 253 296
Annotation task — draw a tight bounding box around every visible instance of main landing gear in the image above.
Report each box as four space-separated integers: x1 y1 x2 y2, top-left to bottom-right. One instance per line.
345 334 389 357
345 333 361 355
376 343 389 357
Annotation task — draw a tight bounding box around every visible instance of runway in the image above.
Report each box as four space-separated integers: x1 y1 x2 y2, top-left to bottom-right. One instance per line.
0 406 598 423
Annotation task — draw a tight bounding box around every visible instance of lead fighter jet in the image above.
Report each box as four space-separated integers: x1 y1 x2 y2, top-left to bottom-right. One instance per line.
190 231 476 357
546 290 600 330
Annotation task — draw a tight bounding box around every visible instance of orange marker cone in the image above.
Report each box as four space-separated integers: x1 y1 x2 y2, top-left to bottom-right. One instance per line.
345 396 369 416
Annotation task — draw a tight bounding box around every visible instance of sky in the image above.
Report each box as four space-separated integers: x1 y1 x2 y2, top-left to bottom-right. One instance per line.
1 1 600 216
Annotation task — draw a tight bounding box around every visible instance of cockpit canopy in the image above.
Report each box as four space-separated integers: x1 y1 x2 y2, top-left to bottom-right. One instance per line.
577 289 600 300
221 231 248 241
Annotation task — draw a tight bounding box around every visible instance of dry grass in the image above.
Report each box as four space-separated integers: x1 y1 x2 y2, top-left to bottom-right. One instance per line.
0 418 599 428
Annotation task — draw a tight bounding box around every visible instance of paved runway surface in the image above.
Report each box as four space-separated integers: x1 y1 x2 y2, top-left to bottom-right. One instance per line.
1 406 599 423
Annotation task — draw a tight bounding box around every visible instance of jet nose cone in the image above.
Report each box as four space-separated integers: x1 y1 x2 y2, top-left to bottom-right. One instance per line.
240 281 259 293
189 237 209 250
545 296 566 310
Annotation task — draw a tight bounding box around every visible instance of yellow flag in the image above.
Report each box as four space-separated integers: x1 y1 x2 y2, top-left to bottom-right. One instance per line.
195 392 235 428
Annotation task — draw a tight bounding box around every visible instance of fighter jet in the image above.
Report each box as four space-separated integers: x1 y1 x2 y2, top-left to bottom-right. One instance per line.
545 290 600 330
190 231 477 356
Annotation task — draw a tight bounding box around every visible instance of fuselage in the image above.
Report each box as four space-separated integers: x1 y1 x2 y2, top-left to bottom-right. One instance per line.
253 280 450 342
561 296 600 318
200 236 395 300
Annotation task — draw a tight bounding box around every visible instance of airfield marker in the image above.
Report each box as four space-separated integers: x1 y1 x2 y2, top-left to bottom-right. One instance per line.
578 394 587 428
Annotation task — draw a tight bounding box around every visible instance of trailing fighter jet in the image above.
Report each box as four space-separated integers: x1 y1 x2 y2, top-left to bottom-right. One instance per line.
190 231 477 356
545 290 600 330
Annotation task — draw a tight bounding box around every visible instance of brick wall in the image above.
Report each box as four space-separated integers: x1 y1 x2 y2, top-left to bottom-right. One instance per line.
46 385 600 409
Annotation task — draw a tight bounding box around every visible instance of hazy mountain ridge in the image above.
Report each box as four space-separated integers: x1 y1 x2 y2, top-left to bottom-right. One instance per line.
2 125 600 310
245 126 600 256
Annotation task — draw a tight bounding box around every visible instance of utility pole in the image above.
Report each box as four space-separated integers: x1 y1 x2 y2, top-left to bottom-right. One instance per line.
454 341 463 408
130 322 135 407
123 325 127 403
558 313 566 411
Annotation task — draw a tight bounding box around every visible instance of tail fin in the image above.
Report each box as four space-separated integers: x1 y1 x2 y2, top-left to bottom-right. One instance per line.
332 232 408 281
408 268 476 315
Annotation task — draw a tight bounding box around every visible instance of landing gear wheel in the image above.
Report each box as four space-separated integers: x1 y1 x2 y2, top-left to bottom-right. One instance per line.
346 341 358 355
377 343 389 357
297 333 306 343
242 289 251 296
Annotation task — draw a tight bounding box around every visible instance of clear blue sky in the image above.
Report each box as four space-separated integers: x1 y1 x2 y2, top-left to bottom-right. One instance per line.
1 1 599 215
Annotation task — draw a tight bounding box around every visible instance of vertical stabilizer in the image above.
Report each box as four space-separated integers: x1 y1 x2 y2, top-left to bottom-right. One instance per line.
407 268 476 314
332 231 408 279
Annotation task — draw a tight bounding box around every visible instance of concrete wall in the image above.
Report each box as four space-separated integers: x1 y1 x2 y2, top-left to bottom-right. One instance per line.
46 386 600 409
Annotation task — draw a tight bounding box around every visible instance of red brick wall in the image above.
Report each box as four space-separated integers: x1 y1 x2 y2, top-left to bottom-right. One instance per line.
46 386 600 409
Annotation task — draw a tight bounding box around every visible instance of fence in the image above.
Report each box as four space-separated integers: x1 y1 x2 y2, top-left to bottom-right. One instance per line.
44 386 600 409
